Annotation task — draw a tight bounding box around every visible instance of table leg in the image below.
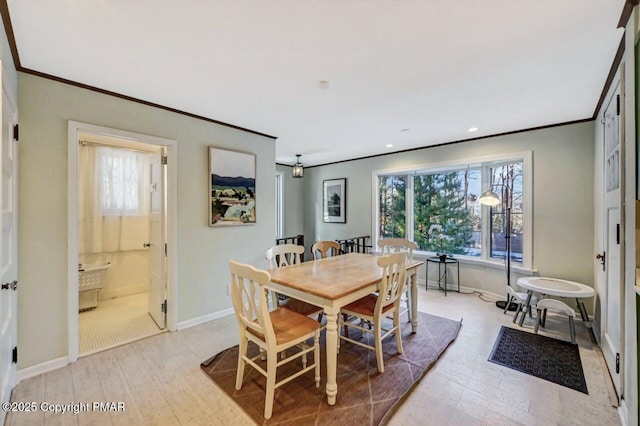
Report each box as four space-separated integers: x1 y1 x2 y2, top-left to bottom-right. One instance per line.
575 298 598 344
518 291 533 326
425 261 429 291
324 307 339 405
410 271 418 333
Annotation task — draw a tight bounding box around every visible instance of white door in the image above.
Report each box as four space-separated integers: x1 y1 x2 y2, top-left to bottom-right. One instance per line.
601 83 622 396
148 149 166 329
0 75 18 425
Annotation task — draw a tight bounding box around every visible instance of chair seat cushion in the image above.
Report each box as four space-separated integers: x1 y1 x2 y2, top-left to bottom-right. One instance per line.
249 307 320 345
281 298 323 317
341 294 393 318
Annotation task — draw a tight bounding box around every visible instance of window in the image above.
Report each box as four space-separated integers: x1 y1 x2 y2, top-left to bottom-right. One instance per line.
275 172 284 238
374 152 531 267
97 146 150 216
378 175 406 239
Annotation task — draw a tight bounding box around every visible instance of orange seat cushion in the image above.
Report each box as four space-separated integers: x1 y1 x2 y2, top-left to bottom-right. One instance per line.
342 294 393 317
248 307 320 345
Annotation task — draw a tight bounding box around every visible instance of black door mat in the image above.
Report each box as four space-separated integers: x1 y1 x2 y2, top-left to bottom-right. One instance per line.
488 326 588 394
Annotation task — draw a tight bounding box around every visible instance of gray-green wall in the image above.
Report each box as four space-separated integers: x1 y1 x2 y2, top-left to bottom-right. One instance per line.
18 73 275 368
302 122 595 298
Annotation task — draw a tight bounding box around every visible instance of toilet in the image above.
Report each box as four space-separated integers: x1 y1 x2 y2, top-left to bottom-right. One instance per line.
78 262 111 311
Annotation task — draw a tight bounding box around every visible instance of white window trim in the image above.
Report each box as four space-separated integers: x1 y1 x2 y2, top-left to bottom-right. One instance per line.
275 171 284 239
372 150 533 270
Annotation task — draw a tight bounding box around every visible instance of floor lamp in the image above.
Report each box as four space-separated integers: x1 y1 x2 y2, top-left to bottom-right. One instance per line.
479 187 516 311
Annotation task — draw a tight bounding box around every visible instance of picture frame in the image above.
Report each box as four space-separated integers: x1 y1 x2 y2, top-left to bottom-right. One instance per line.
323 178 346 223
209 147 256 226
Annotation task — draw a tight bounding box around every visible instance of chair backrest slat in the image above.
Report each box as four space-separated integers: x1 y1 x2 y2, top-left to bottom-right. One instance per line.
378 238 417 261
229 260 276 344
265 244 305 269
310 240 341 260
376 252 407 312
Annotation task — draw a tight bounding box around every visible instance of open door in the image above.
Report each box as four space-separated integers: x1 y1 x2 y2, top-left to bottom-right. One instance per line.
148 149 166 329
0 71 18 425
600 82 623 397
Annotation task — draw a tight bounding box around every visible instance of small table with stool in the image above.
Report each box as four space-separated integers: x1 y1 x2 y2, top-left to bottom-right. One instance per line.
426 255 460 295
516 276 597 343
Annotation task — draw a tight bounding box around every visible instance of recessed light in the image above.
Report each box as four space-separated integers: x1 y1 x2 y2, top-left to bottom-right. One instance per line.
317 80 331 89
386 144 394 148
468 127 478 132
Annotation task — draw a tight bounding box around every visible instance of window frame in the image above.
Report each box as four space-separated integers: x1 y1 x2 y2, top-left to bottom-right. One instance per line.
275 171 284 238
372 151 533 270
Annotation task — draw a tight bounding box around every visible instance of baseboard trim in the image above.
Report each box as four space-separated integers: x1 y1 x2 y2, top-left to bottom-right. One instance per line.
618 399 628 426
18 356 68 382
176 307 234 330
423 279 503 300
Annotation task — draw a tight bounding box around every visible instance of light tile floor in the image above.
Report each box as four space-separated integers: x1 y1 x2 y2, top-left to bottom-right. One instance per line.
79 293 163 355
7 287 620 425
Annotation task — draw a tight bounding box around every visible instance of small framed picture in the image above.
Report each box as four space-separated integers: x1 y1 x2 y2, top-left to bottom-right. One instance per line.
323 178 346 223
209 147 256 226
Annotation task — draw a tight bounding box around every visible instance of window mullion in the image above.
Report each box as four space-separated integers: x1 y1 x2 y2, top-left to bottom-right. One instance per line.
481 165 491 261
406 174 414 242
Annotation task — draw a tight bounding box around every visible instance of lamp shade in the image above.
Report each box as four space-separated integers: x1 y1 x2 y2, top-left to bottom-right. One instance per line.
479 189 500 206
292 154 304 178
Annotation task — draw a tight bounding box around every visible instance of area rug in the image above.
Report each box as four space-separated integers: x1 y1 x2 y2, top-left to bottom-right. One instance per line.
201 312 462 425
488 326 588 394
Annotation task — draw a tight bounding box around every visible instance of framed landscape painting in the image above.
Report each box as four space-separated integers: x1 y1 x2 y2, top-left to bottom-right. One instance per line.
209 147 256 226
323 178 346 223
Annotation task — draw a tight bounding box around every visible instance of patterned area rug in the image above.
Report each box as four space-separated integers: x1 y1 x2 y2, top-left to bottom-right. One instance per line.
489 326 588 394
200 312 462 425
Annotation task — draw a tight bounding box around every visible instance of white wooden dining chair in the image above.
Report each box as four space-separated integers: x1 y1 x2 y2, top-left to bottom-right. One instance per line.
377 238 416 322
265 244 323 317
339 252 407 373
309 240 350 336
310 240 341 260
229 260 321 420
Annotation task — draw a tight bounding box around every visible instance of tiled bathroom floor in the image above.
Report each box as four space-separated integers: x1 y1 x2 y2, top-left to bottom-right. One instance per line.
79 292 163 355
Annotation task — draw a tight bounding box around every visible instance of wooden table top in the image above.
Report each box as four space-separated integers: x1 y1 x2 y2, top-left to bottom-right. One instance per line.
268 252 422 300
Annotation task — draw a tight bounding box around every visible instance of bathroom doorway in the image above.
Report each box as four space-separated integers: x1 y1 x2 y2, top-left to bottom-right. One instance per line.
67 122 177 360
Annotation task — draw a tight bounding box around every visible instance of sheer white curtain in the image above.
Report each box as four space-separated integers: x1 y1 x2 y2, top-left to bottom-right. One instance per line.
79 145 151 253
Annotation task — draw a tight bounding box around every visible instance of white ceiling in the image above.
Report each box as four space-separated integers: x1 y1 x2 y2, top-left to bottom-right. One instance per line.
7 1 625 166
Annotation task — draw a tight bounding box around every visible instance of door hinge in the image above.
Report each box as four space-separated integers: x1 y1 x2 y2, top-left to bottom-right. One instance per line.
616 94 620 115
161 155 168 165
12 346 17 364
616 223 620 244
616 353 620 374
1 280 17 290
164 242 167 257
13 124 18 141
161 300 167 313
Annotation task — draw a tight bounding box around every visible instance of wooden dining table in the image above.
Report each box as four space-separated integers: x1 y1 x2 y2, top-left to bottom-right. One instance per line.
267 252 423 405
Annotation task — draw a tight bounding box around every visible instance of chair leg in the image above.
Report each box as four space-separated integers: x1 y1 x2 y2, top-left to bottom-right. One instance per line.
394 309 403 354
503 297 512 314
235 337 248 390
264 353 277 420
542 309 547 327
405 288 412 322
342 313 350 338
513 303 523 324
314 331 321 388
534 309 541 334
317 312 324 323
569 316 576 344
374 321 384 373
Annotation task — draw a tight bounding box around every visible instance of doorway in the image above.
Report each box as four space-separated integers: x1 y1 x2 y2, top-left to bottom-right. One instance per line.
67 122 177 361
599 78 623 398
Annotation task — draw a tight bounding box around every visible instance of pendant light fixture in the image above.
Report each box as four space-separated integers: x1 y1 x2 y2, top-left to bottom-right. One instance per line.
292 154 304 178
